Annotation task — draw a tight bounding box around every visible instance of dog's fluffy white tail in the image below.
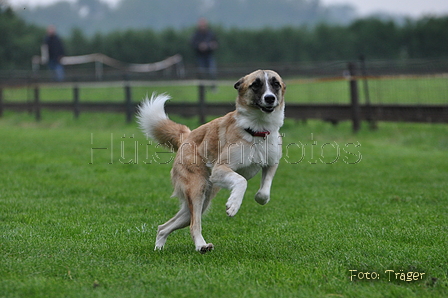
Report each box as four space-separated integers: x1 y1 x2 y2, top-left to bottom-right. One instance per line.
137 93 170 139
136 93 190 151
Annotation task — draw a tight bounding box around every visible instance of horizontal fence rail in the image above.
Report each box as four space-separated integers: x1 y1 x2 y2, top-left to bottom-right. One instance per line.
1 60 447 132
1 98 447 126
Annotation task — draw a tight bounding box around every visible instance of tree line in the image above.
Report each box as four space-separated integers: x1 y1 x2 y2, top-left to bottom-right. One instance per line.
17 0 358 36
1 7 448 70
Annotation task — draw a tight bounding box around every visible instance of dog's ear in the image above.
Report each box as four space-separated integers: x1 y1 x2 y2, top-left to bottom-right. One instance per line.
234 77 244 90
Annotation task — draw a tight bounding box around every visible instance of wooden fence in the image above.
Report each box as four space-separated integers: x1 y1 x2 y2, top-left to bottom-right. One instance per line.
1 64 447 132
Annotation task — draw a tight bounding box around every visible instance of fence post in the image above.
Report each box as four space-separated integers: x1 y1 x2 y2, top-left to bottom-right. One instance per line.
198 84 206 124
124 83 132 123
34 86 41 122
73 84 80 119
359 55 377 130
348 62 360 133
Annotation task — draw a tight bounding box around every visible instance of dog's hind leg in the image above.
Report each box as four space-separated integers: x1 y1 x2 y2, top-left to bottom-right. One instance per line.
154 190 216 252
188 190 215 254
184 181 218 253
154 202 190 250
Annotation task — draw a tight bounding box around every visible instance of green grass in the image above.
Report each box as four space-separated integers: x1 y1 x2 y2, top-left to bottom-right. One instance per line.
1 83 234 104
2 75 447 105
287 76 448 104
1 110 448 297
366 77 448 104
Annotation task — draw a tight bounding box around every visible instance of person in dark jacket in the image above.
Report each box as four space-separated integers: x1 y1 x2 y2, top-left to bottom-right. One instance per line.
44 25 65 81
191 18 218 80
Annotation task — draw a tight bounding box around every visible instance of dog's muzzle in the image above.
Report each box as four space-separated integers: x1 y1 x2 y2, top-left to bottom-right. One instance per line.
257 95 277 113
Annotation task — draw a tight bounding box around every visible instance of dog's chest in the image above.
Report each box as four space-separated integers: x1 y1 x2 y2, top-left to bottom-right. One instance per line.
230 134 282 179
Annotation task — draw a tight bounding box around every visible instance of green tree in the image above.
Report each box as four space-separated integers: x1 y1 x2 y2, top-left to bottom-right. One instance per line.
408 17 448 58
0 7 44 69
3 6 448 71
349 18 400 59
67 28 89 55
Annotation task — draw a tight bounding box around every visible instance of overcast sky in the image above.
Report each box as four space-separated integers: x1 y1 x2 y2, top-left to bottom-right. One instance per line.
321 0 448 16
12 0 448 17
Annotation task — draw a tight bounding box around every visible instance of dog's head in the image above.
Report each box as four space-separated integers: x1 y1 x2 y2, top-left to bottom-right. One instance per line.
234 70 286 114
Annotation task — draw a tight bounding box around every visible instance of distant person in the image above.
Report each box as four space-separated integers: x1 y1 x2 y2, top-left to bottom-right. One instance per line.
44 25 65 81
191 18 218 80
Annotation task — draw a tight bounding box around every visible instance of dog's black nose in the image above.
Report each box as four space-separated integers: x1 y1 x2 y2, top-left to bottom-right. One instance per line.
264 95 276 105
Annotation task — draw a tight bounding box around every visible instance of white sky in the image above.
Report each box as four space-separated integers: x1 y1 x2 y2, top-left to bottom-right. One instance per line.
12 0 118 9
11 0 448 17
320 0 448 17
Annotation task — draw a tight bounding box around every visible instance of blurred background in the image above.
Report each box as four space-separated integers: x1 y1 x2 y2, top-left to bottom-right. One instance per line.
1 0 447 126
2 0 448 75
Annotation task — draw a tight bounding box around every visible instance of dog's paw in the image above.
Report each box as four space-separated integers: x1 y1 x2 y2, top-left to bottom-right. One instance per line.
155 234 167 250
255 191 270 205
154 245 164 251
197 243 214 254
226 201 241 217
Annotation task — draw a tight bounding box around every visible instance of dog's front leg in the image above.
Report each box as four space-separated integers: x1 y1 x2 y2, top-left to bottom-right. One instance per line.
210 165 247 217
255 164 278 205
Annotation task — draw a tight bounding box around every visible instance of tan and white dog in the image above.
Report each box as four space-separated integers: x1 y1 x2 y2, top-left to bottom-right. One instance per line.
137 69 286 253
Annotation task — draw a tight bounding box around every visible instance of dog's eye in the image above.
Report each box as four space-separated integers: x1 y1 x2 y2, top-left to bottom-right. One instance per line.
250 79 262 90
272 80 281 90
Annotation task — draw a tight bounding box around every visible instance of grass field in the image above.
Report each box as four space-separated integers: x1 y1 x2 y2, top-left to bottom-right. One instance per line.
0 108 447 297
2 75 447 105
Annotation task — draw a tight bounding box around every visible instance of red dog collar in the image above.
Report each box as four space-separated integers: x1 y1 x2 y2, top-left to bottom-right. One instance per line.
245 128 271 138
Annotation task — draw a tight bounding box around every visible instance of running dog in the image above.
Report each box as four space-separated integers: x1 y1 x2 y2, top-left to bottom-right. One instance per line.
137 69 286 253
